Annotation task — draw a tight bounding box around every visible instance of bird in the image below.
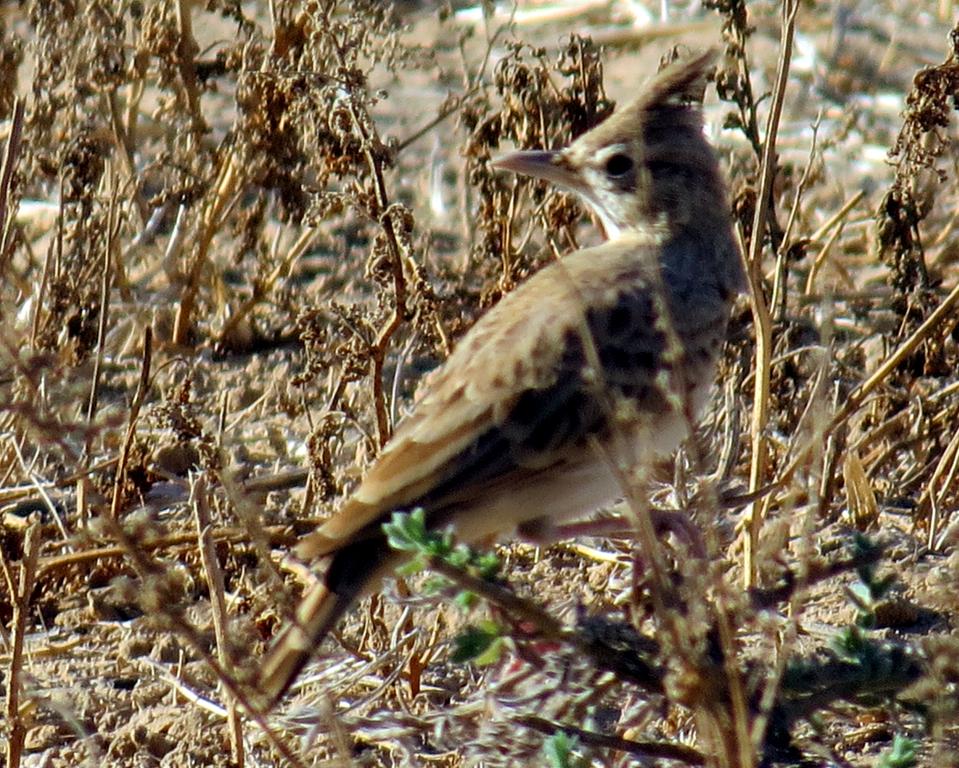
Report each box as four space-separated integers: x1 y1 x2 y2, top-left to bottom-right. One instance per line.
256 49 745 707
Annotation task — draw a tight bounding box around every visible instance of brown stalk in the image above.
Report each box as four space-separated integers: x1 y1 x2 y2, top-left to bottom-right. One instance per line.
108 325 153 519
802 221 845 296
106 89 148 227
95 509 307 768
193 475 244 767
834 281 959 425
218 467 292 592
35 524 297 581
174 0 204 130
803 189 865 295
772 113 820 318
216 226 317 347
172 149 241 346
515 714 705 765
340 86 408 448
30 178 64 348
0 98 24 266
917 406 959 547
396 94 467 154
84 173 122 436
743 0 798 590
4 522 40 768
770 278 959 510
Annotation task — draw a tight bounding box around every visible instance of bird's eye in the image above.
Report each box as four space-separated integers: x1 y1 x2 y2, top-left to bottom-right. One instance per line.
604 153 634 178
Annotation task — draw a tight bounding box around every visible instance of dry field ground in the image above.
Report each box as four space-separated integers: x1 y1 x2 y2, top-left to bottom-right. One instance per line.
1 1 959 766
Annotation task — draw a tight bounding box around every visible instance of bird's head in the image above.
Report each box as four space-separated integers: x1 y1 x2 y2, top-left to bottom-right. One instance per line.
493 50 727 240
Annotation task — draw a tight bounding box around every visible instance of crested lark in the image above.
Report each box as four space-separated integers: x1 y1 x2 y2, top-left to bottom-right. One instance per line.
257 50 744 706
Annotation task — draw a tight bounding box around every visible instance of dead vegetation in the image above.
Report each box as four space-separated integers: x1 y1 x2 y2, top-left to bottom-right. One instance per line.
1 1 958 766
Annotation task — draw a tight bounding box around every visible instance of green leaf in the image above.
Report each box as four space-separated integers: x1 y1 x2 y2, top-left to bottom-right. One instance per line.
832 626 867 659
878 734 917 768
848 581 874 609
423 574 454 594
447 544 472 568
543 731 585 768
383 508 429 553
451 621 504 664
474 552 501 579
395 558 427 577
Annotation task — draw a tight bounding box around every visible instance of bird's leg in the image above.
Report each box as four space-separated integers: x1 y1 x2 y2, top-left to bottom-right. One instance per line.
517 508 706 557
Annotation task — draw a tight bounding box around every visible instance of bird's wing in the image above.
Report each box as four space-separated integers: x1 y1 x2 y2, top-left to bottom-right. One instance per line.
300 235 670 556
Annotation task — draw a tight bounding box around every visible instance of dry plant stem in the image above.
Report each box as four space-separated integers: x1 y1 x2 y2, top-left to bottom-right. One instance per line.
368 249 405 439
515 714 705 765
172 151 241 346
743 0 798 589
755 418 825 754
5 523 40 768
35 524 296 581
772 115 819 318
240 468 309 494
396 94 469 153
85 177 120 435
712 590 753 768
347 111 407 448
0 334 80 467
217 226 316 345
109 326 153 519
174 0 203 129
30 179 62 347
322 698 358 763
804 190 865 295
192 476 244 767
123 59 145 146
803 221 844 296
769 278 959 494
920 411 959 548
0 548 16 647
780 114 820 250
780 354 831 474
218 468 290 591
724 11 763 161
809 189 865 244
834 280 959 425
343 634 420 712
0 457 117 505
0 98 24 263
94 510 306 767
216 389 228 442
106 90 148 227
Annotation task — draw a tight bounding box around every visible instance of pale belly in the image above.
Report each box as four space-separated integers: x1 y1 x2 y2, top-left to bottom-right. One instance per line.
445 376 712 544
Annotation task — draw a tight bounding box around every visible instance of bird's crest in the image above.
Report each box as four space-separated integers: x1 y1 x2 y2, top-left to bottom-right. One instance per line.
583 48 717 149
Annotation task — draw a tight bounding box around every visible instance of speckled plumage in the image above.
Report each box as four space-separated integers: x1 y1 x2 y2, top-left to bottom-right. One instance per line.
257 50 744 707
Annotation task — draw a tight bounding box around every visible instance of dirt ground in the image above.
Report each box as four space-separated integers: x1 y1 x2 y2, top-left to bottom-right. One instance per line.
2 1 959 766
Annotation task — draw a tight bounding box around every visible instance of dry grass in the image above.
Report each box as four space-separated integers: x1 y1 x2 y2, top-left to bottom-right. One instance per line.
1 1 958 766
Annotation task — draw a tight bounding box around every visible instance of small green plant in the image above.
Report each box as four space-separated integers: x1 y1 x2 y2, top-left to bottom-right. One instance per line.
543 731 589 768
846 533 896 629
383 509 506 662
385 514 937 764
450 620 505 664
878 734 918 768
382 508 501 584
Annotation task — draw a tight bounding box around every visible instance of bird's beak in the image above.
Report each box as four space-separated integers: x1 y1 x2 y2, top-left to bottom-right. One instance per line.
491 150 585 194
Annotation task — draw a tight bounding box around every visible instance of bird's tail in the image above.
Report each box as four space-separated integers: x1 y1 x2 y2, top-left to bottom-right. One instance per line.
255 580 352 709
